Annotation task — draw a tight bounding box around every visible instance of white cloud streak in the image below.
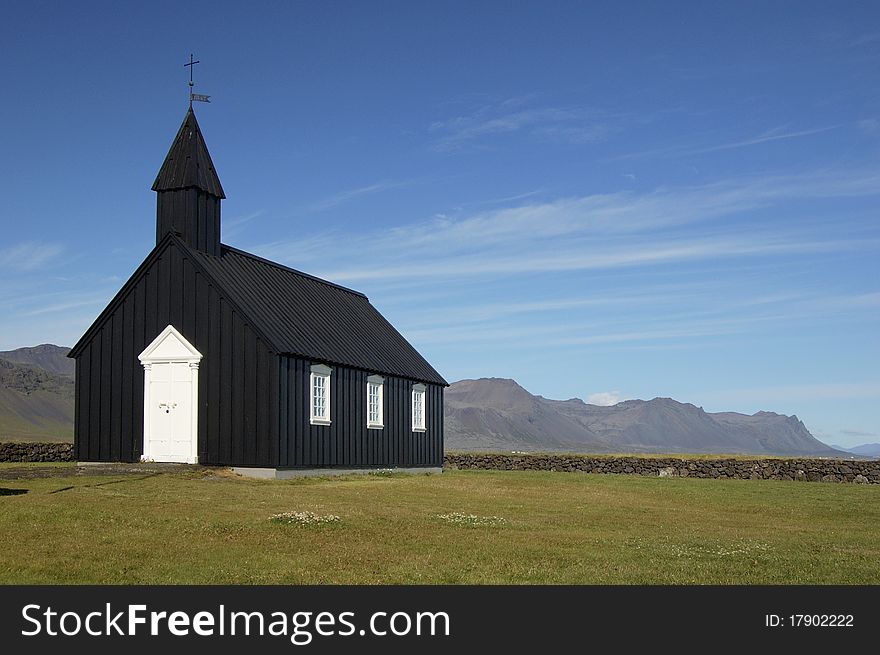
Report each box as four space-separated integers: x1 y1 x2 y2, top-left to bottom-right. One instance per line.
613 124 842 161
0 242 64 271
681 125 843 155
429 101 616 151
587 391 622 406
224 210 264 229
308 180 417 211
254 168 880 285
21 295 111 317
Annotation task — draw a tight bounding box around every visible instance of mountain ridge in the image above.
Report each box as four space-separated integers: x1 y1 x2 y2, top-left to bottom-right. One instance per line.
445 377 842 457
831 442 880 458
0 344 73 377
0 358 74 441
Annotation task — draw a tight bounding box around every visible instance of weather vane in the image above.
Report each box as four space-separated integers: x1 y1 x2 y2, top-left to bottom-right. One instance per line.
185 54 211 108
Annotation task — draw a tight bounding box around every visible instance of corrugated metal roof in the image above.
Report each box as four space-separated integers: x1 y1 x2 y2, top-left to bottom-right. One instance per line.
189 244 448 386
152 109 226 198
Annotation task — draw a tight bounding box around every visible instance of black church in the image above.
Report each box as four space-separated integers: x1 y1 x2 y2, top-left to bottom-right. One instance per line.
68 109 446 476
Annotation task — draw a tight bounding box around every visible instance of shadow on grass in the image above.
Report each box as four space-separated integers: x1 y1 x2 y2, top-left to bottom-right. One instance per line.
48 473 161 494
0 488 28 496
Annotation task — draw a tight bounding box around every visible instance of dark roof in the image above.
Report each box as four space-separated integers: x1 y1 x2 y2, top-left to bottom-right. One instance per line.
152 109 226 198
190 243 447 385
68 235 446 385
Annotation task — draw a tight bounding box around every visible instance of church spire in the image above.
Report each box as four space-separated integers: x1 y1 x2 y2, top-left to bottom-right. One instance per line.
152 108 225 198
153 109 225 255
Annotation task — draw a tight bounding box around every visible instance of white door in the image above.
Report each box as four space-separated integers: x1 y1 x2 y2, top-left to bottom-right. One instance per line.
139 325 202 464
147 362 194 463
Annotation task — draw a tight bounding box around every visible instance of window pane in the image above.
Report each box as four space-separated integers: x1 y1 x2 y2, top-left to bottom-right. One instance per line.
413 389 425 430
313 375 326 419
368 382 381 425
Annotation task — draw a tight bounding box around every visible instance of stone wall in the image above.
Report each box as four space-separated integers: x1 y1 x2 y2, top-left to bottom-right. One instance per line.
0 442 74 462
443 453 879 483
3 443 877 483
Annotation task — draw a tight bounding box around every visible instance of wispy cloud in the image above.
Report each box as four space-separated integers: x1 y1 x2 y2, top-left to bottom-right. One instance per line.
308 180 417 211
21 295 110 317
700 382 880 405
405 316 780 349
224 210 264 229
398 286 706 327
429 99 617 151
840 429 879 438
255 168 880 285
858 118 880 135
391 284 843 331
587 391 622 406
0 242 64 271
453 189 546 210
325 234 869 284
613 124 842 161
683 124 843 155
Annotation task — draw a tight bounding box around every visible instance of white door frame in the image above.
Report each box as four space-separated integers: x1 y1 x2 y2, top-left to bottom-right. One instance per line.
138 325 202 464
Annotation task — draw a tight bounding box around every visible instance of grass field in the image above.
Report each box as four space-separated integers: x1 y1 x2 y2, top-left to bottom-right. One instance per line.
1 464 878 584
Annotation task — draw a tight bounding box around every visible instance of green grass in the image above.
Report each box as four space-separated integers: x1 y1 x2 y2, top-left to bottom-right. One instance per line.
1 468 878 584
0 388 73 442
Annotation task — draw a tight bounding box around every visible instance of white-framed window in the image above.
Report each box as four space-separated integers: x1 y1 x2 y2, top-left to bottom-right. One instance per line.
412 383 426 432
367 375 384 429
310 364 331 425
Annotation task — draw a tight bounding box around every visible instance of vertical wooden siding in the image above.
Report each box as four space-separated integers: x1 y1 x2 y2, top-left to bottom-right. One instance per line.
155 189 221 256
72 241 276 465
278 356 444 469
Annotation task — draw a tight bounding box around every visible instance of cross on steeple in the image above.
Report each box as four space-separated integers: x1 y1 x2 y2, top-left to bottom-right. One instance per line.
184 54 200 108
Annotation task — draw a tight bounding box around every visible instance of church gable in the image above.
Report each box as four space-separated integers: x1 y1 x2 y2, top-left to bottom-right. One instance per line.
68 234 274 360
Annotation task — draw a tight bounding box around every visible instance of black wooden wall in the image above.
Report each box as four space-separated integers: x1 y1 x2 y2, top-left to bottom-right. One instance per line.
156 189 221 257
278 357 444 469
72 239 277 465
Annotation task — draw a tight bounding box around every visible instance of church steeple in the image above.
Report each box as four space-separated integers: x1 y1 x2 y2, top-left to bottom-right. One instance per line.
152 108 225 256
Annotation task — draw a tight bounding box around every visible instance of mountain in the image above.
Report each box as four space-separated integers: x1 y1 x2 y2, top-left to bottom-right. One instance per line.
0 344 74 377
832 443 880 458
445 378 842 457
0 357 74 442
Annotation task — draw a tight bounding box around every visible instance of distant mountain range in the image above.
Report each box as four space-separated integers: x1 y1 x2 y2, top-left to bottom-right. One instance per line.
0 344 74 377
0 345 73 442
0 347 871 458
831 443 880 458
445 378 851 457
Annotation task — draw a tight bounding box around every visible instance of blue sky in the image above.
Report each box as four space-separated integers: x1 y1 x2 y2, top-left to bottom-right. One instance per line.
1 1 878 447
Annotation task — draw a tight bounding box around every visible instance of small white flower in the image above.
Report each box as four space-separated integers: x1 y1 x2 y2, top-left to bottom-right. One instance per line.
269 511 341 526
435 512 507 527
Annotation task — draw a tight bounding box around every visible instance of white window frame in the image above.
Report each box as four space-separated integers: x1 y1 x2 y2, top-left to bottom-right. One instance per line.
412 383 426 433
367 375 384 429
310 364 332 425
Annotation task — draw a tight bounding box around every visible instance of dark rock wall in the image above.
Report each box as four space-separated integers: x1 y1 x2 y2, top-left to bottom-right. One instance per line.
0 442 74 462
444 453 879 483
3 443 877 483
